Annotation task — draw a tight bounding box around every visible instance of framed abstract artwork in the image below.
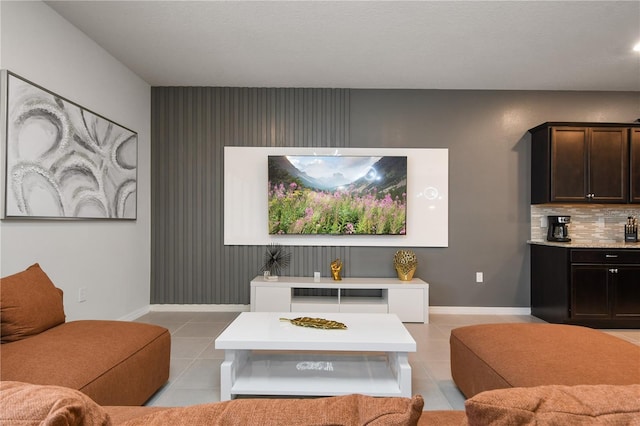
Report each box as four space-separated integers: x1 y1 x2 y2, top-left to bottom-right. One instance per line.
2 71 137 219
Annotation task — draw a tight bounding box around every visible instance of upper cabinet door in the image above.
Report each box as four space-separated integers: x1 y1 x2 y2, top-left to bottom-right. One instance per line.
550 127 588 202
631 128 640 203
588 127 628 203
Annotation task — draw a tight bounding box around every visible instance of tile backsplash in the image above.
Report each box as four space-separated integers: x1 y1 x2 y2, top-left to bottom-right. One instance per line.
531 205 640 243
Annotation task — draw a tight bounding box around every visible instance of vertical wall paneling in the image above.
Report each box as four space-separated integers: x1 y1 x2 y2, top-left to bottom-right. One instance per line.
151 88 350 304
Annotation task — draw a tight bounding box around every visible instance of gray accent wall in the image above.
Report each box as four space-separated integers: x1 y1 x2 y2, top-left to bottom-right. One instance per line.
152 87 639 306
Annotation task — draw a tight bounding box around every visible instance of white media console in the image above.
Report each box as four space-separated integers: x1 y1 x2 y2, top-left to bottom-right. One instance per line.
250 276 429 323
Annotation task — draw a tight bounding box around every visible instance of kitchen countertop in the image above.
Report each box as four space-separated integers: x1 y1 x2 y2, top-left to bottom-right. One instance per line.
528 240 640 249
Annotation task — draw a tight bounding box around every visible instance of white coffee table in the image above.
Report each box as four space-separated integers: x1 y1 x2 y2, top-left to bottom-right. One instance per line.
214 312 416 400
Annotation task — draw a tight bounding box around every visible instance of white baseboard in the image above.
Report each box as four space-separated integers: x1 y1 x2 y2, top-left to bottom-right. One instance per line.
149 304 251 312
429 306 531 315
118 305 151 321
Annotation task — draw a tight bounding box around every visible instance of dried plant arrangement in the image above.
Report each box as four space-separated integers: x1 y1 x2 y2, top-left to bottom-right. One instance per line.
260 243 291 276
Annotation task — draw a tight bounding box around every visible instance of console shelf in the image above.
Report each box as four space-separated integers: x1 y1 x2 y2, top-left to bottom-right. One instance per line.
250 276 429 323
229 352 402 397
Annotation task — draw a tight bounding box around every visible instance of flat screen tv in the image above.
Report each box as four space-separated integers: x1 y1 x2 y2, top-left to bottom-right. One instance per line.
268 155 407 235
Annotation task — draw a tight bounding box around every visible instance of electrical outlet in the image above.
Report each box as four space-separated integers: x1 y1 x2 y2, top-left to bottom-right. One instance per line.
78 287 87 303
475 272 484 283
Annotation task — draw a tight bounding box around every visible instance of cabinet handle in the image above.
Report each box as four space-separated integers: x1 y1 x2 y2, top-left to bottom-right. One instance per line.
605 254 618 258
609 268 619 274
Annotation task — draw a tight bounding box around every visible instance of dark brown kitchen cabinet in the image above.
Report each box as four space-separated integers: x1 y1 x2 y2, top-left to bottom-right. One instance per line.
632 128 640 203
531 123 630 204
531 245 640 328
570 264 640 320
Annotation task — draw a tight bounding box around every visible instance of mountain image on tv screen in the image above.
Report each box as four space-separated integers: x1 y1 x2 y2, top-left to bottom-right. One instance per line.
268 155 407 235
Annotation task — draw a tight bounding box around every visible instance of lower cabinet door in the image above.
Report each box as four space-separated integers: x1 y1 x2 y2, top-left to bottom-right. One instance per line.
571 265 609 319
253 287 292 312
388 288 425 323
612 266 640 318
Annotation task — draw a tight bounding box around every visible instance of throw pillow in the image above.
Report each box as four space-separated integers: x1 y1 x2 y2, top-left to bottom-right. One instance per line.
120 393 424 426
465 384 640 425
1 263 66 343
0 381 111 426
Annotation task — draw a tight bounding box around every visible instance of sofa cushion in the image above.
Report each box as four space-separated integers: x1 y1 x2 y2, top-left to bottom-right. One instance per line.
0 320 171 405
465 384 640 425
416 410 467 425
0 381 111 426
118 394 424 426
0 263 66 343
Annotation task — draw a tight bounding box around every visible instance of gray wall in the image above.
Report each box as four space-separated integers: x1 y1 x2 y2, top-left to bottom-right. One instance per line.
151 87 639 306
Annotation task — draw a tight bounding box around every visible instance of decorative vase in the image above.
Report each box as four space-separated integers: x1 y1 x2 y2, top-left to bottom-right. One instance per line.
330 258 343 281
393 250 417 281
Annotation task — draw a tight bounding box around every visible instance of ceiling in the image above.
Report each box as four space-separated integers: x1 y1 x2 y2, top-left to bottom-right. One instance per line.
45 1 640 91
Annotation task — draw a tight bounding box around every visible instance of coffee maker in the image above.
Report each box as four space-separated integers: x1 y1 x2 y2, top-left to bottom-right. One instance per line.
547 215 571 242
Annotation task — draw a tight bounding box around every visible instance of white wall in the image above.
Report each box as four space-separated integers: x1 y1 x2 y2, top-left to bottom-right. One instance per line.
0 1 151 320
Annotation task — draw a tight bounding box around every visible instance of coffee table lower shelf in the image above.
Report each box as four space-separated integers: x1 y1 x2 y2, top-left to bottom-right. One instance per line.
220 351 410 400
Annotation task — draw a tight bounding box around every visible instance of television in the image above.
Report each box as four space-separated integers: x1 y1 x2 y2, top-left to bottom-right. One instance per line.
268 155 407 235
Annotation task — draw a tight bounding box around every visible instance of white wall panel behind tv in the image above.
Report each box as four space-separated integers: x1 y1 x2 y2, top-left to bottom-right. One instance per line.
224 147 448 247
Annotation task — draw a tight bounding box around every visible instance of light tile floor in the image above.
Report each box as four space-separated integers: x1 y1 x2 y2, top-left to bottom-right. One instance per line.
134 312 640 411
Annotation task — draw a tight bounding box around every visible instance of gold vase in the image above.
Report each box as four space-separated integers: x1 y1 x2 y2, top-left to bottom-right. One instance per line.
393 250 417 281
395 265 416 281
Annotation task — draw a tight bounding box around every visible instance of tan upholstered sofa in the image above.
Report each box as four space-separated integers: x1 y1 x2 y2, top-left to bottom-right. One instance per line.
0 264 170 406
2 381 640 425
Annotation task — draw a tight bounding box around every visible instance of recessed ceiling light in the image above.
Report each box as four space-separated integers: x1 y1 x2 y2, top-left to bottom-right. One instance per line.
634 41 640 52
